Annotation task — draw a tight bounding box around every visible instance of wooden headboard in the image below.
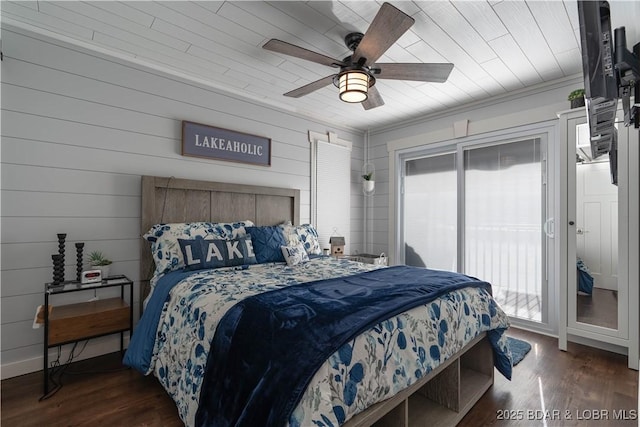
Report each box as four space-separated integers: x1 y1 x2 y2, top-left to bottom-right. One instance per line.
140 175 300 309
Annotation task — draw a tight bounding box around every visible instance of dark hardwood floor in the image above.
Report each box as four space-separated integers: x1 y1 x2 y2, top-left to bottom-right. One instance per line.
459 328 637 426
577 288 618 330
1 328 637 426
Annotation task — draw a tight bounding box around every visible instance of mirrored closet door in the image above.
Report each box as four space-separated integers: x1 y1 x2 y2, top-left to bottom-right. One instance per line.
561 108 638 369
568 117 625 336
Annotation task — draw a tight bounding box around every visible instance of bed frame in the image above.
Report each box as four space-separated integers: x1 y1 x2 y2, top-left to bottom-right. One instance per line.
139 175 493 427
343 332 493 427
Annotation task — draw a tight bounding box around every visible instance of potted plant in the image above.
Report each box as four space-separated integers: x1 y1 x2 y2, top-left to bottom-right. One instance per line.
362 172 375 193
568 89 585 109
88 250 112 278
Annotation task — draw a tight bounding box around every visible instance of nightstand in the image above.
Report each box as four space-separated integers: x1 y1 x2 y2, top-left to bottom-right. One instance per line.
42 275 133 395
344 253 388 266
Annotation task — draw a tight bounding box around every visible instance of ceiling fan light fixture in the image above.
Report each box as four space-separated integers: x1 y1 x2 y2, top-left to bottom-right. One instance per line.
338 70 369 103
263 3 452 110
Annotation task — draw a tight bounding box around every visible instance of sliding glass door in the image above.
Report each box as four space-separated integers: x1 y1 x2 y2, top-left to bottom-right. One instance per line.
401 136 548 325
463 139 543 322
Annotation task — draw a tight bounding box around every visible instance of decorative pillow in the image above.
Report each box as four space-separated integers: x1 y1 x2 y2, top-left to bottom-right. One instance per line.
208 221 255 239
178 235 257 270
245 226 287 263
281 244 309 266
295 224 322 255
278 221 301 246
143 220 254 276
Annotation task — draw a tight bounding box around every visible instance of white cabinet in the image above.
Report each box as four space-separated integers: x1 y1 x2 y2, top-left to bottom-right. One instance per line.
558 108 639 370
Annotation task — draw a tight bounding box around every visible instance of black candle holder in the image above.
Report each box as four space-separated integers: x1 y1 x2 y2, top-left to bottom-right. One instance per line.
57 233 66 282
75 242 85 282
52 254 64 285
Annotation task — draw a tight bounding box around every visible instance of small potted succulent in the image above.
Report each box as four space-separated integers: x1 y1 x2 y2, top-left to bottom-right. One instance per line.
88 250 112 278
362 172 375 193
568 89 585 109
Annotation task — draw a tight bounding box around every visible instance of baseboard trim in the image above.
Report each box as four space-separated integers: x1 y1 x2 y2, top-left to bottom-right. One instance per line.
567 333 628 356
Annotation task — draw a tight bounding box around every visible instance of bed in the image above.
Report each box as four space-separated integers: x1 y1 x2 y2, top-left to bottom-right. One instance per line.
125 176 512 427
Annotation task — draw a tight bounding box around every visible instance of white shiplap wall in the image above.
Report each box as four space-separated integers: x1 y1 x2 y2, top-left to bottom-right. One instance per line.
0 27 364 378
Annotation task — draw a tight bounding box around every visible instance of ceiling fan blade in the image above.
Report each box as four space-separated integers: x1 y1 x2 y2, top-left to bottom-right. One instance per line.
263 39 343 68
353 3 415 66
362 86 385 110
284 75 336 98
376 63 454 83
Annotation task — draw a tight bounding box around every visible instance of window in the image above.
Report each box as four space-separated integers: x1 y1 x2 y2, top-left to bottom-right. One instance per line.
311 139 351 253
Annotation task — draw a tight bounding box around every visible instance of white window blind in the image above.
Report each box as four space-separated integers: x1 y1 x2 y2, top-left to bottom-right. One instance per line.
313 140 351 254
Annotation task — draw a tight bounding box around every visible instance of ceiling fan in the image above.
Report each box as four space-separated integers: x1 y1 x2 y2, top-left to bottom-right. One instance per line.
262 2 454 110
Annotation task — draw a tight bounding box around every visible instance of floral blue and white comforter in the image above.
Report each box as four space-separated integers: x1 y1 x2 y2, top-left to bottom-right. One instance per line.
139 257 511 427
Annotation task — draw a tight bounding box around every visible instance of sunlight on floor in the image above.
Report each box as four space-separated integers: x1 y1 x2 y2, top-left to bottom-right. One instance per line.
538 376 548 427
494 288 542 322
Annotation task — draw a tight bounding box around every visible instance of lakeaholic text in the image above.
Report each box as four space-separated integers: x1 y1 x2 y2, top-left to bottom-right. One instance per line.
182 120 271 166
194 134 264 157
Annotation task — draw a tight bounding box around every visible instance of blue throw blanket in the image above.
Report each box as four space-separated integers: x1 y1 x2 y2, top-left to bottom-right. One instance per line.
195 265 493 427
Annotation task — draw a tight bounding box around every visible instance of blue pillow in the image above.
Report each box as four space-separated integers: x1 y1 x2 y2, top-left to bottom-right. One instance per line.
245 226 287 263
178 235 257 270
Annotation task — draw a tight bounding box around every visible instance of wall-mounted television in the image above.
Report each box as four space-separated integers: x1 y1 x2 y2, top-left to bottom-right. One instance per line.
577 1 618 160
577 0 639 185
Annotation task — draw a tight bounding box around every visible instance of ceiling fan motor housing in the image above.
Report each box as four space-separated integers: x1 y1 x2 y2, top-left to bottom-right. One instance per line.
344 32 364 52
336 32 380 89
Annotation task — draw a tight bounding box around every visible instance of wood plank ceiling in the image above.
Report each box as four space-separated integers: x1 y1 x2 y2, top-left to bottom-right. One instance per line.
2 1 639 131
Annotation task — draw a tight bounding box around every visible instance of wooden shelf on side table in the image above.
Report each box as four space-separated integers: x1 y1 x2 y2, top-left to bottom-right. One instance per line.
48 297 130 346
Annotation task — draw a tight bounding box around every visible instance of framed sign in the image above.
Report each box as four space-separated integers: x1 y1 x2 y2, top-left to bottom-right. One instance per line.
182 120 271 166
